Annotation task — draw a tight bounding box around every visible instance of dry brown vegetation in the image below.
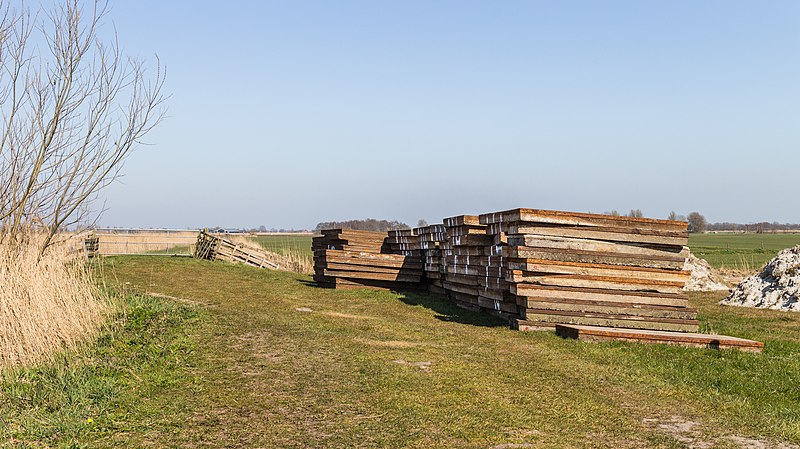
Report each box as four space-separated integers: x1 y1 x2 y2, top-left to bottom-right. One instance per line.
93 229 198 255
0 232 110 368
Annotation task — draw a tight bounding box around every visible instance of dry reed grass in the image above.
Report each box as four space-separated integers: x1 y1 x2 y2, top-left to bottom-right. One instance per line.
0 232 110 369
94 230 198 255
228 236 313 274
717 256 762 286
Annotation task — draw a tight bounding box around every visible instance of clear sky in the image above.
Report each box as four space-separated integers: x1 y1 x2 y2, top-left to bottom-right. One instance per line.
97 1 800 229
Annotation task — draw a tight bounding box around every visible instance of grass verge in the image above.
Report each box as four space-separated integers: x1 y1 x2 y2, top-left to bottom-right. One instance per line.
0 292 202 447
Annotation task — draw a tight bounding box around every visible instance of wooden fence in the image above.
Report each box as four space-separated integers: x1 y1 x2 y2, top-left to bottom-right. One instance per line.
194 231 279 269
87 228 199 256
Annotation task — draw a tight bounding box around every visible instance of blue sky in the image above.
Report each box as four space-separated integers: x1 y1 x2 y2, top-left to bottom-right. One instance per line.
98 1 799 229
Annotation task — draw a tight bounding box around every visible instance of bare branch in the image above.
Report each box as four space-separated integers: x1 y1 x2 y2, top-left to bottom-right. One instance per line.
0 0 166 253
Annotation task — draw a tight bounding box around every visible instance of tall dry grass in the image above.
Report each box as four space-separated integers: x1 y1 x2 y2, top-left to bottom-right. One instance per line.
275 247 314 274
0 232 110 369
94 230 198 255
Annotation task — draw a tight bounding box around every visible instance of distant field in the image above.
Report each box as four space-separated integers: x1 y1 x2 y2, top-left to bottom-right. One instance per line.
688 233 800 270
250 234 313 257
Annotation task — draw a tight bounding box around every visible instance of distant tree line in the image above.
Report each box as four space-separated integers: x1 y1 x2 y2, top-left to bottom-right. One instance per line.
665 211 799 233
580 208 800 234
207 226 310 233
705 222 800 233
315 219 410 232
249 226 309 233
605 209 709 233
603 209 643 218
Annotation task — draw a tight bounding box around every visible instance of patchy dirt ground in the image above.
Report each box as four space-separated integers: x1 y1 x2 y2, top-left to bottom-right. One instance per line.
643 416 799 449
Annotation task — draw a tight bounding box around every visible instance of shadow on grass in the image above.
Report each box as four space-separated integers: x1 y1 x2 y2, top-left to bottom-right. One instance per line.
297 279 507 328
395 291 507 328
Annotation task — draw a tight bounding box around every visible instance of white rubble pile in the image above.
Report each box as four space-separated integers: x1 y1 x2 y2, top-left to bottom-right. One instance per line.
721 245 800 311
683 252 729 292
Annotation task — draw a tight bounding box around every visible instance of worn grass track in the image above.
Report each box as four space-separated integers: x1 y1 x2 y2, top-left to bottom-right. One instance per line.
3 256 799 448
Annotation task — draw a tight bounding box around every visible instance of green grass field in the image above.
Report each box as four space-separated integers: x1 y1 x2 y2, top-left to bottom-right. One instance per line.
250 233 313 257
688 233 800 270
3 256 799 448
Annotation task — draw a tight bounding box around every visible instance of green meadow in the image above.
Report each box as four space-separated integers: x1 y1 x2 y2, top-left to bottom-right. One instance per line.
688 233 800 270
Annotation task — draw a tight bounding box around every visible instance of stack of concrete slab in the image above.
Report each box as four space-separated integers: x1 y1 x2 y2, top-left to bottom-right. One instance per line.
440 215 491 310
479 209 697 332
306 209 763 352
312 229 424 291
415 224 447 295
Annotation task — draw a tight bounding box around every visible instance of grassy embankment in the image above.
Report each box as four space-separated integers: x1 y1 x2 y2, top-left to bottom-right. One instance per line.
689 233 800 271
2 256 799 448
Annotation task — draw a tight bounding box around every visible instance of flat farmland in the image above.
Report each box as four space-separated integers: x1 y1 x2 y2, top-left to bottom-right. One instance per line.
688 233 800 270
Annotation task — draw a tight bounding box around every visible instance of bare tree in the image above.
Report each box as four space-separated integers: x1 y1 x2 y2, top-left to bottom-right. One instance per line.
627 209 643 218
687 212 707 233
666 211 688 222
416 219 428 228
0 0 166 252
